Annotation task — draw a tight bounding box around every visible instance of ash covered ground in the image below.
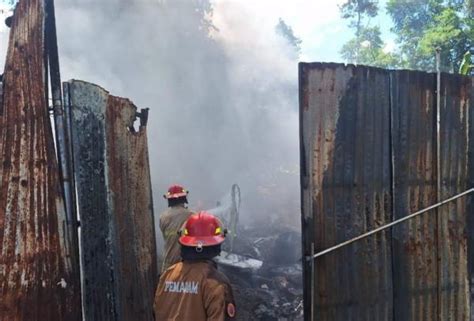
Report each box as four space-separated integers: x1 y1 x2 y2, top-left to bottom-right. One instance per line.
219 224 303 321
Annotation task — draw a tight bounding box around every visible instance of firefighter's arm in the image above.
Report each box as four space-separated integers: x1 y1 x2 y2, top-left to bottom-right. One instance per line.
159 215 166 233
159 215 172 240
203 281 236 321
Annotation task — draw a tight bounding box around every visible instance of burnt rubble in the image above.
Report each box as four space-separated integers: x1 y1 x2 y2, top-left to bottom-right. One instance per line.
218 225 303 321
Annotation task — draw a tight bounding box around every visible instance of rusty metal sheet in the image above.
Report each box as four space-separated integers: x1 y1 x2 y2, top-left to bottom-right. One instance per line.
105 95 157 321
66 80 157 321
468 78 474 321
390 70 438 321
437 74 472 321
0 1 81 320
299 63 393 321
301 64 474 321
66 81 115 320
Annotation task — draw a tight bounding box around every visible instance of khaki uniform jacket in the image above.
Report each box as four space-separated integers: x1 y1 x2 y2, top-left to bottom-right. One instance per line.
159 205 193 271
154 260 236 321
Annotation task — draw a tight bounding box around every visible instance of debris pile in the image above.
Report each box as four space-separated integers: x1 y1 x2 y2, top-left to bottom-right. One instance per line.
217 224 303 321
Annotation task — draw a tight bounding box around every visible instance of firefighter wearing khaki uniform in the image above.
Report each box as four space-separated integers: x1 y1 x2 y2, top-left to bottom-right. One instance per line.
154 212 236 321
160 184 193 272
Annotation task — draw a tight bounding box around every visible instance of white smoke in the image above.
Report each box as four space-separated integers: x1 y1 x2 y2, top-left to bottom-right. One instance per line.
0 0 301 251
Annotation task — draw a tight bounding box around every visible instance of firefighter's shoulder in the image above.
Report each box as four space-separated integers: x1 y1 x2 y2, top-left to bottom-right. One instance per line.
197 260 233 294
203 261 236 318
159 261 184 279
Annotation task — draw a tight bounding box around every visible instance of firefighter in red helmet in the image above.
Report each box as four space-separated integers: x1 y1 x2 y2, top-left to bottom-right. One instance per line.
154 212 236 321
159 184 193 271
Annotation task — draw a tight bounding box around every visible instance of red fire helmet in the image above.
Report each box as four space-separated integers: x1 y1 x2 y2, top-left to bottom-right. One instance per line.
163 184 188 199
179 212 226 247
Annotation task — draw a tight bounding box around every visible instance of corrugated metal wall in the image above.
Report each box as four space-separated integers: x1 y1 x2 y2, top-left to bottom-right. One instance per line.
300 63 474 321
390 70 438 321
438 74 472 321
300 64 393 321
0 1 81 320
66 80 157 321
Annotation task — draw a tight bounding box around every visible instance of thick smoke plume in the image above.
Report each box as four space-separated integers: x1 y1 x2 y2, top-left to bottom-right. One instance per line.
0 0 300 250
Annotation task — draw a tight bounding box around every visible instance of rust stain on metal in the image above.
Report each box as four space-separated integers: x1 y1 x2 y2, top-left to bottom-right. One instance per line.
391 70 438 321
301 63 474 321
437 73 472 321
0 1 81 320
300 63 393 321
301 64 354 206
67 80 157 321
106 95 157 321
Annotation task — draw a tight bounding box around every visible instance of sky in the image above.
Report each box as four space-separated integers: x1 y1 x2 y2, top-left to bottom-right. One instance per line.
211 0 395 62
0 0 396 68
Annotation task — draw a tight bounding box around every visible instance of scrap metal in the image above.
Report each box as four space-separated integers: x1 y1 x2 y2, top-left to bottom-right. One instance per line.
218 223 303 321
65 80 157 321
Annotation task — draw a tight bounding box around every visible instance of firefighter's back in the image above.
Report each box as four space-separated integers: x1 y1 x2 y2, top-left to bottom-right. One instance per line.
159 205 193 271
154 260 235 321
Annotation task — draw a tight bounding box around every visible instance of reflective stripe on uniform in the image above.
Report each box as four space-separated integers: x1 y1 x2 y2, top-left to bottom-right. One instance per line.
164 281 199 294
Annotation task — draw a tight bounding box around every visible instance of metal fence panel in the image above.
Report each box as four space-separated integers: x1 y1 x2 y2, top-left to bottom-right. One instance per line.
438 74 472 321
301 63 474 321
67 80 157 321
0 1 81 320
299 63 393 321
467 79 474 321
390 70 438 321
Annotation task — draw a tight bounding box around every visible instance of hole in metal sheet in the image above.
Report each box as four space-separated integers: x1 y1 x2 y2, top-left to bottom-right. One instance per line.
128 108 149 133
129 116 140 133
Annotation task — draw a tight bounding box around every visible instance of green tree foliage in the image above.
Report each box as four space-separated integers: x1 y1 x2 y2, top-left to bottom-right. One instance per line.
386 0 472 71
340 0 379 35
339 0 399 67
340 0 473 72
341 26 398 67
459 50 473 75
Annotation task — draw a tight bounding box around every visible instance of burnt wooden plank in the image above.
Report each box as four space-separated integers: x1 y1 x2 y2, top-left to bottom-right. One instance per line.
0 1 81 320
